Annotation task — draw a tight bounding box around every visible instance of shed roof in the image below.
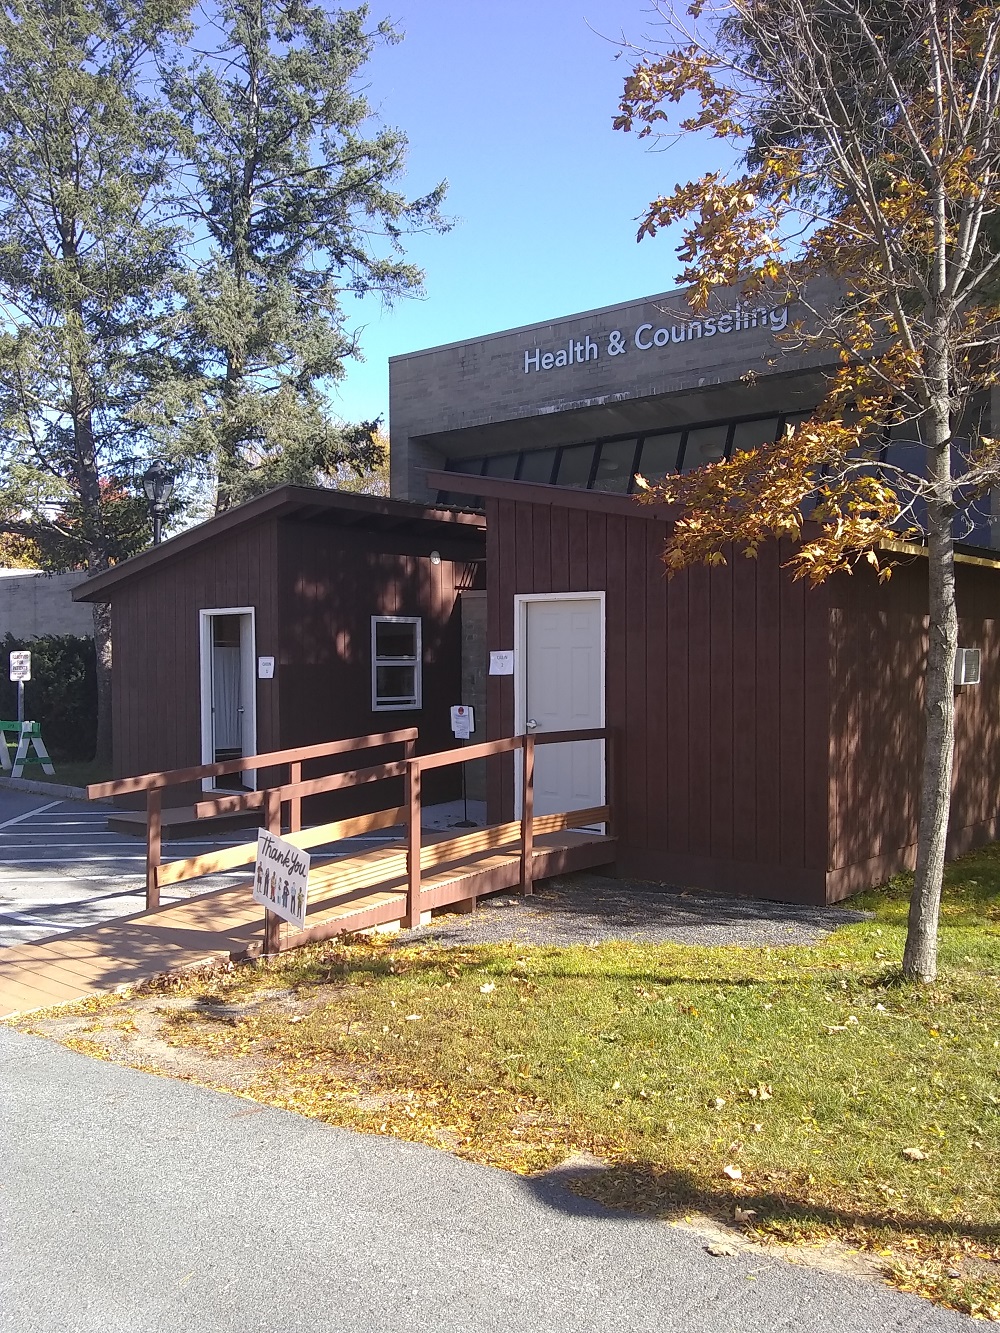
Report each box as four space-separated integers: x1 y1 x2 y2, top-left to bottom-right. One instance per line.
429 470 1000 572
74 484 486 602
427 469 676 520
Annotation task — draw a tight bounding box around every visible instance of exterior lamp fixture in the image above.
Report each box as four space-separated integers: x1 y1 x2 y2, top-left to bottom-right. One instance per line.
142 459 175 547
430 550 442 565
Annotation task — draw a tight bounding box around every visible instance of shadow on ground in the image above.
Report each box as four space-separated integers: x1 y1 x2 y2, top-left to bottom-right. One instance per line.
521 1155 1000 1250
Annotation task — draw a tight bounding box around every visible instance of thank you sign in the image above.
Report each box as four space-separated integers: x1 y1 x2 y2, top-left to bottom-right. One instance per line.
253 829 310 930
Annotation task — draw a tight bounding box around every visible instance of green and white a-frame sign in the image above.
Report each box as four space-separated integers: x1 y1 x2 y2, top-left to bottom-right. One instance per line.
0 720 54 778
3 650 54 778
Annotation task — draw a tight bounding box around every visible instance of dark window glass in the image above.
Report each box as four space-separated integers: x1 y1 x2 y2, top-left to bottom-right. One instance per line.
375 665 418 706
592 439 638 493
446 456 485 474
730 417 779 454
779 411 815 437
372 617 421 710
374 620 418 660
681 425 729 472
518 448 558 483
884 421 924 479
555 444 596 488
484 453 519 478
635 433 683 481
212 614 241 648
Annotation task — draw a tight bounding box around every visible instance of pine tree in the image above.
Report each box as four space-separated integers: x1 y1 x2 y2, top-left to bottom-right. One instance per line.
0 0 188 762
165 0 448 511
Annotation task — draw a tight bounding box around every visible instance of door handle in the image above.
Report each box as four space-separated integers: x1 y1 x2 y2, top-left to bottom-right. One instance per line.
526 719 538 731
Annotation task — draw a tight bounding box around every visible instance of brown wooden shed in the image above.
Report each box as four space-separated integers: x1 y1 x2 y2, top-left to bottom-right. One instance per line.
429 470 1000 906
75 486 485 808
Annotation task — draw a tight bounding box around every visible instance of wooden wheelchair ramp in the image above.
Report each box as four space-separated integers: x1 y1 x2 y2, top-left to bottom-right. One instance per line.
0 728 616 1019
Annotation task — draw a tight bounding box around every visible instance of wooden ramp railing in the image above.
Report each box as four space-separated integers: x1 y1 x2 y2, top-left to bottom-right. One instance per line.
88 727 615 955
87 729 418 911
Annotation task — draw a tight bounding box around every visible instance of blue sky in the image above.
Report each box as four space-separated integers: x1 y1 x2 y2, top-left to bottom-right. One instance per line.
333 0 720 427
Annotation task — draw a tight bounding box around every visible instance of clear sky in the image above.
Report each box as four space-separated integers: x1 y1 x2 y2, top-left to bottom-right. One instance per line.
332 0 719 428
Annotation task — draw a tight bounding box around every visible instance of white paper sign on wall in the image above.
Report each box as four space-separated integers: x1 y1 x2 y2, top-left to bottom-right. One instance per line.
450 704 474 739
489 650 514 676
257 656 275 679
9 651 30 682
253 829 310 930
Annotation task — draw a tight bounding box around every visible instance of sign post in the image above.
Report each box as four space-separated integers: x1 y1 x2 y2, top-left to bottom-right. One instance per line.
449 705 476 828
9 651 30 726
253 827 311 953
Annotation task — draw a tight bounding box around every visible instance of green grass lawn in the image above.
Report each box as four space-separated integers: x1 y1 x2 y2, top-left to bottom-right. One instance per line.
15 852 1000 1319
14 757 113 789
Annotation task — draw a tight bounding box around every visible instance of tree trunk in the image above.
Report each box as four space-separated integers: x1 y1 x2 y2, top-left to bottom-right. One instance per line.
91 599 113 767
903 491 958 983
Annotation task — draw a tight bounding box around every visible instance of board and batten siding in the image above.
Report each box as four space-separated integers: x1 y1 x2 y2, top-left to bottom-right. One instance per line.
110 517 281 793
485 493 833 903
825 557 1000 899
277 519 482 814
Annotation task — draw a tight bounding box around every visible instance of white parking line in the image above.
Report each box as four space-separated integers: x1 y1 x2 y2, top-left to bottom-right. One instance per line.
8 817 119 826
0 856 148 863
0 875 145 882
0 800 62 831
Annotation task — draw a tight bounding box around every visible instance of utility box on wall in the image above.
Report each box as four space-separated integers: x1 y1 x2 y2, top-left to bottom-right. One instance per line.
955 647 982 686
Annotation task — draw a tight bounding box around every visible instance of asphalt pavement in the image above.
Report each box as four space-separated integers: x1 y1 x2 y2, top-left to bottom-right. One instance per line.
0 1028 980 1333
0 790 489 949
0 788 258 946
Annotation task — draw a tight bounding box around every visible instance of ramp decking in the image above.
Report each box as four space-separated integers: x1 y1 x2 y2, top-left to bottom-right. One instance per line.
0 824 615 1019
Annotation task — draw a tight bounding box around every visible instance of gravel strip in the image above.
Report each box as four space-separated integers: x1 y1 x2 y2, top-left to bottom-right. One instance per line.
406 872 871 949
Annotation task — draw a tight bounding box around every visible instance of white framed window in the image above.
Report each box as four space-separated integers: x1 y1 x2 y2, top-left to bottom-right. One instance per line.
371 616 422 710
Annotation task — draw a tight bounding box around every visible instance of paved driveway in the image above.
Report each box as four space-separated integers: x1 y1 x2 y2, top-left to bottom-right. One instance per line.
0 1029 977 1333
0 791 486 949
0 791 254 947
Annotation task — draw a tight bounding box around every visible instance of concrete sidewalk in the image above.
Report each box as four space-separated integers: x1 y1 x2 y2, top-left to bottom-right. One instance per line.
0 1029 977 1333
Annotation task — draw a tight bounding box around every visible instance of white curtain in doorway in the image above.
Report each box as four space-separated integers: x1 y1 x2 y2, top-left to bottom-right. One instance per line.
212 645 243 752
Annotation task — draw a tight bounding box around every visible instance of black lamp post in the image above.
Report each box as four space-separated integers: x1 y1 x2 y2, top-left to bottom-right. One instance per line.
142 460 174 547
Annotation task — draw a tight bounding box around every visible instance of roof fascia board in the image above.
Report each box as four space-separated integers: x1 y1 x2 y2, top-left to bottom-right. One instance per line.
425 470 676 520
74 484 485 602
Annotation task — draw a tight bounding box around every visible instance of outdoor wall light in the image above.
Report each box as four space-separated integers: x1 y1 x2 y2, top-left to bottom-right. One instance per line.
142 459 175 547
430 550 442 565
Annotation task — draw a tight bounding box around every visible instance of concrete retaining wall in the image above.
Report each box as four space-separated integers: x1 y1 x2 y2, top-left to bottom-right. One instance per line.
0 571 95 640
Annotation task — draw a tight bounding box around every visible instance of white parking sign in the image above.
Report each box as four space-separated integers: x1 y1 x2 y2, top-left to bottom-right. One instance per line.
9 651 30 682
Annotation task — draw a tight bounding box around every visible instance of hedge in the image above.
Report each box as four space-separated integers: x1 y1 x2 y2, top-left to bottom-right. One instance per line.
0 633 97 761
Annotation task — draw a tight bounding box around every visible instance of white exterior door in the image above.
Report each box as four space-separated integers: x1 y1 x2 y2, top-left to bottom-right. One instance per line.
200 608 257 791
517 595 605 818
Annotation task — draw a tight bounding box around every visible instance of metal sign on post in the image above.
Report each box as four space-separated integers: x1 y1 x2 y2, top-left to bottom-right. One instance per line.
450 704 474 740
9 651 30 682
450 704 477 827
253 828 311 932
9 650 30 726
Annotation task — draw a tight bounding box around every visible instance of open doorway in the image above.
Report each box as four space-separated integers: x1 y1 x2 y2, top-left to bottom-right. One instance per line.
199 608 257 791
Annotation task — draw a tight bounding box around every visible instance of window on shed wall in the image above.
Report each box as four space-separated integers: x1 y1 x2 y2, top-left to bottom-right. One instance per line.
372 617 422 710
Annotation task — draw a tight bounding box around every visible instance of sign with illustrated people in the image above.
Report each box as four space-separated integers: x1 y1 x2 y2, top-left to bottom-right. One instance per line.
252 828 311 931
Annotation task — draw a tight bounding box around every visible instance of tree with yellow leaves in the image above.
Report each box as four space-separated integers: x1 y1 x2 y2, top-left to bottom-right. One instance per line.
616 0 1000 981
